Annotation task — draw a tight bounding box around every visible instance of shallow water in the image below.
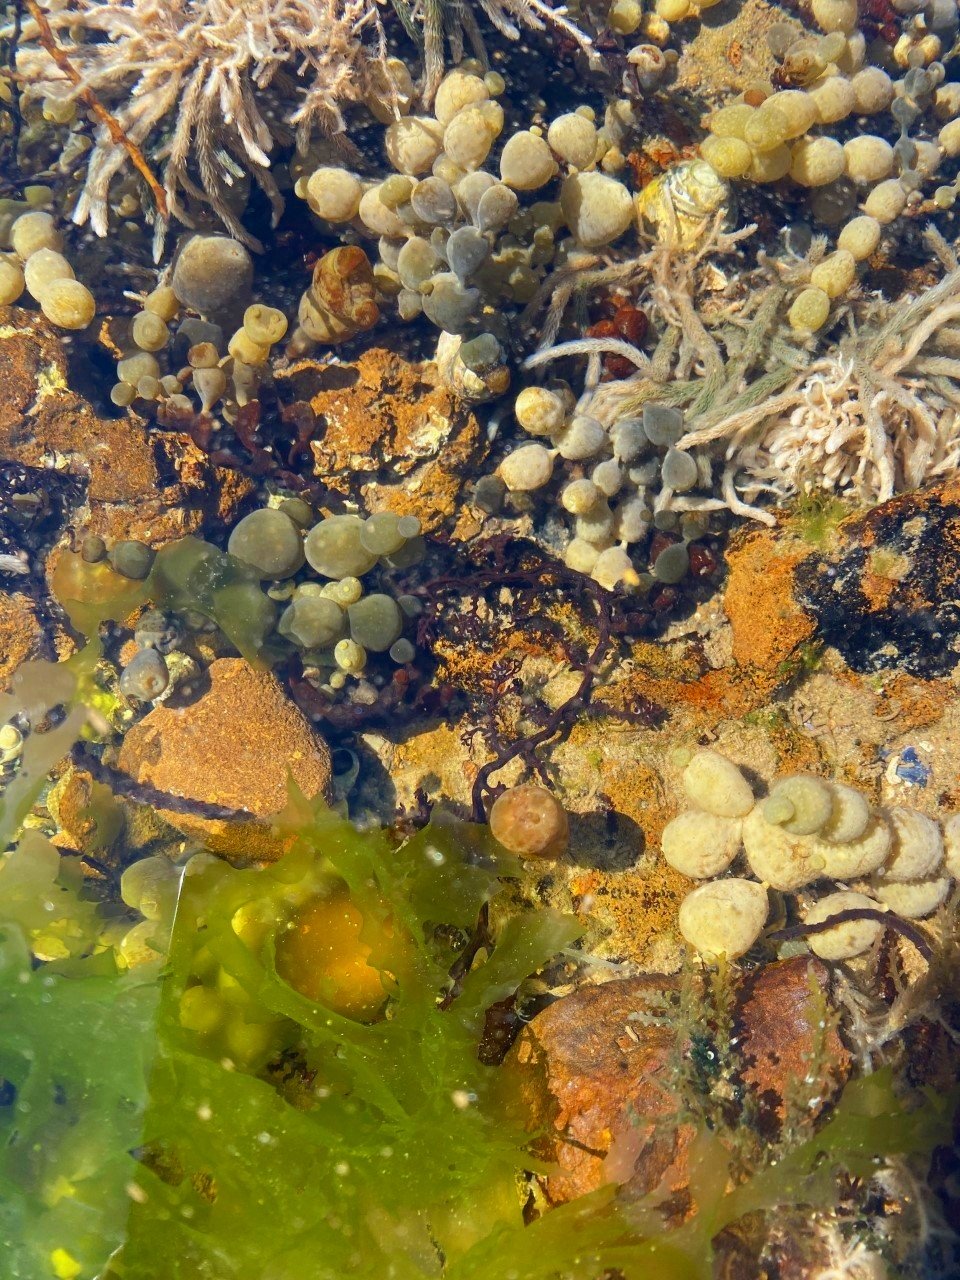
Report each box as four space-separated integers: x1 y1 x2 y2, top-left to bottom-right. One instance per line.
1 1 959 1276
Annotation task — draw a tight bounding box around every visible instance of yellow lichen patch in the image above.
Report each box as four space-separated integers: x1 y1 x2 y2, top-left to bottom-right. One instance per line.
370 721 484 813
867 548 911 582
35 360 68 400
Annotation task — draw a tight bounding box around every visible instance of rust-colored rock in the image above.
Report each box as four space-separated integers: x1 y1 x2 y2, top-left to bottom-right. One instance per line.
275 347 487 534
506 957 849 1209
736 956 851 1135
0 590 44 689
116 658 333 861
49 764 171 862
0 308 160 500
0 307 253 551
508 974 692 1209
723 524 817 677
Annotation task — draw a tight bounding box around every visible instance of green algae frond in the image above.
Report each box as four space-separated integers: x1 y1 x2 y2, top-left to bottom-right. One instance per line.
0 925 162 1280
791 489 852 549
0 793 581 1279
53 538 279 664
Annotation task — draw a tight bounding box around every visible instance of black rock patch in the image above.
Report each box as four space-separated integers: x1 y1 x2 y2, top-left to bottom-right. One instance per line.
793 482 960 677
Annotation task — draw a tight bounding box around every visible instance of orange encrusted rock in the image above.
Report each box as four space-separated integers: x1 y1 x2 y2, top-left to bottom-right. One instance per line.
117 657 332 862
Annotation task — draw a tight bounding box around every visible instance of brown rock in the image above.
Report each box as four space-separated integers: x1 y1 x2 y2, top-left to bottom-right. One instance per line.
508 975 692 1210
116 658 333 862
0 307 53 432
506 958 849 1210
0 307 253 551
276 347 487 534
48 765 172 862
736 956 851 1134
0 590 44 689
0 309 161 501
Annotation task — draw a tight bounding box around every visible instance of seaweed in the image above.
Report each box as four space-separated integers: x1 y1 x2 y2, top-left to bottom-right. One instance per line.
0 793 582 1278
790 490 853 550
405 534 665 820
52 537 280 665
0 927 162 1280
1 789 956 1279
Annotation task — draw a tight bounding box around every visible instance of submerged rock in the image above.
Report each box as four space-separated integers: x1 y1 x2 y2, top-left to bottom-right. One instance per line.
276 346 487 536
117 657 333 861
0 308 253 551
0 590 44 688
794 476 960 676
506 957 849 1208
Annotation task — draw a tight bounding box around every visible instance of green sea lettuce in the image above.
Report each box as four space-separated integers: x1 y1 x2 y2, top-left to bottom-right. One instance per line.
1 793 955 1280
0 928 161 1280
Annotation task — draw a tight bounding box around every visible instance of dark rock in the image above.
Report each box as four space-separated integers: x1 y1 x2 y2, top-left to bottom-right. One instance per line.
794 478 960 676
0 460 85 582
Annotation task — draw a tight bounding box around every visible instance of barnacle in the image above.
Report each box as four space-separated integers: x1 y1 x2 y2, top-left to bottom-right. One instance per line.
435 330 511 403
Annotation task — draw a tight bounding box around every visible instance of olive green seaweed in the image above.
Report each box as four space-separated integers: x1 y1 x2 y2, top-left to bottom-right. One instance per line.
53 537 279 666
